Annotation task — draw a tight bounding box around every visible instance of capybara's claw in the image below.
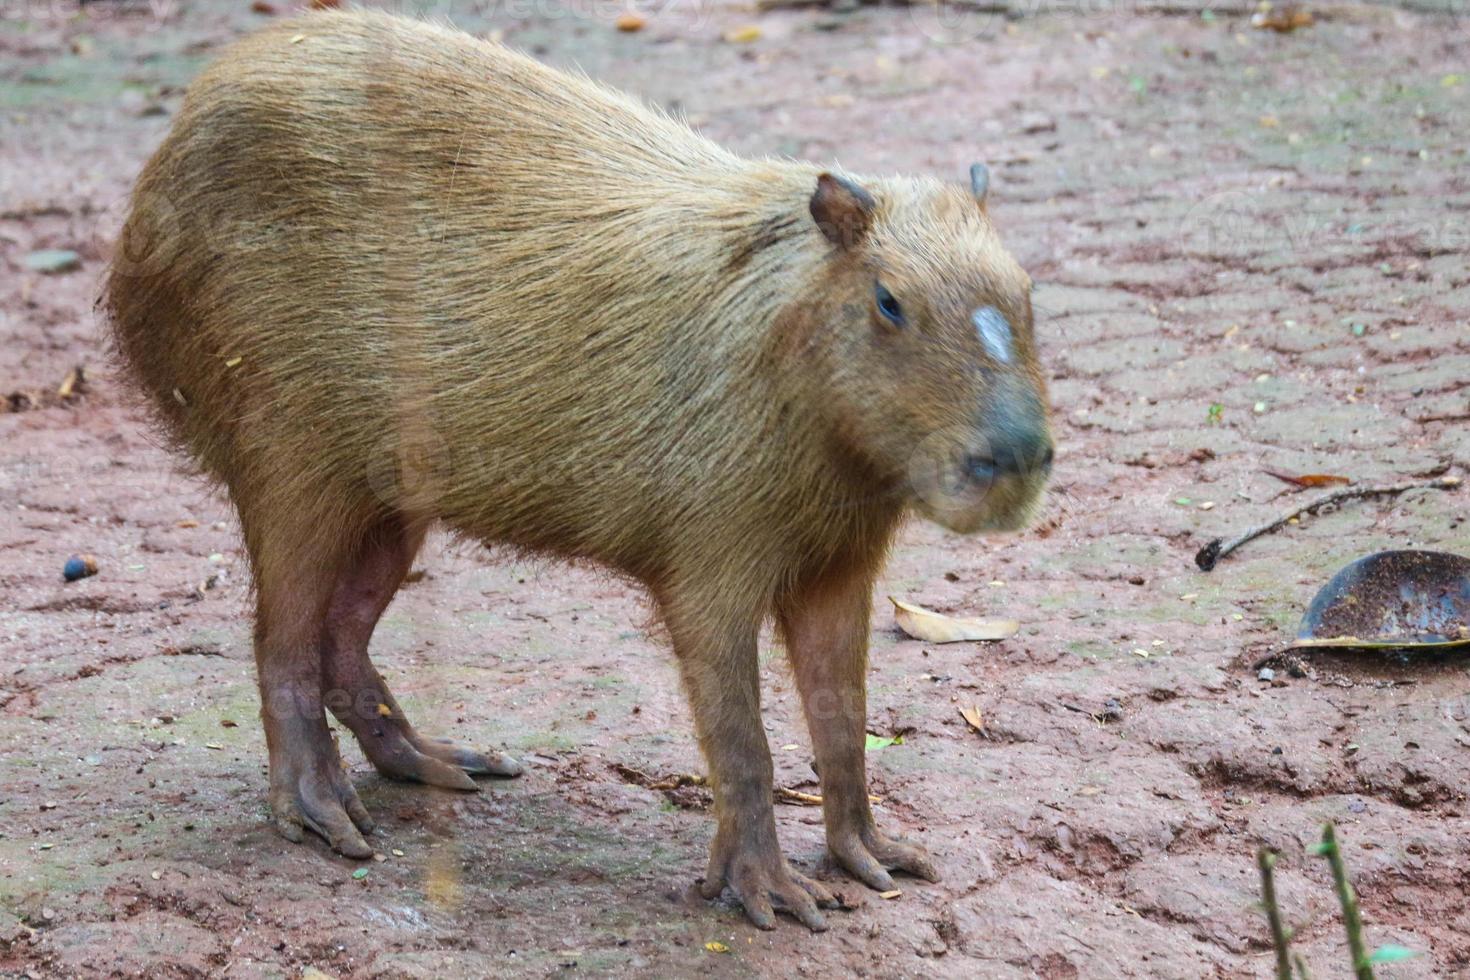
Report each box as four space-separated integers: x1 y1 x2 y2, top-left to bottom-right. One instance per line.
830 826 940 892
415 737 524 778
271 776 375 859
370 744 481 791
702 845 837 931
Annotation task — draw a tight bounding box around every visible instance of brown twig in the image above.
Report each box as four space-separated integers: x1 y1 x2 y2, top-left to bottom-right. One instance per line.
1195 475 1461 571
612 764 878 806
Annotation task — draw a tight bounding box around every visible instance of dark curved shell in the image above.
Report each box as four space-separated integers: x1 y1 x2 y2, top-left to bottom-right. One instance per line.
1291 550 1470 650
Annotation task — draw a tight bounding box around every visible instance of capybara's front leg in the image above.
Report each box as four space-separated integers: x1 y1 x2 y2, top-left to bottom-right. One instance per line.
778 569 940 892
664 593 837 931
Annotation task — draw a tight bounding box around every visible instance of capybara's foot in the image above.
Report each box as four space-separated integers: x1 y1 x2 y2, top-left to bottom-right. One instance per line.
413 735 524 778
700 834 837 931
356 722 522 790
827 822 940 892
269 741 376 859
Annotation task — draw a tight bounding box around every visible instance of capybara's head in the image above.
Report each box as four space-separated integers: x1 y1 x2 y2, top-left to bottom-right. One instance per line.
802 166 1052 534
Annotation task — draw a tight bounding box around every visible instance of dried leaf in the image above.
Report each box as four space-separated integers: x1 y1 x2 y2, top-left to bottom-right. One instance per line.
55 366 84 398
704 941 730 953
250 0 277 13
1264 469 1351 489
878 889 902 900
890 597 1018 643
723 25 762 43
959 706 984 733
614 10 646 31
1251 5 1313 32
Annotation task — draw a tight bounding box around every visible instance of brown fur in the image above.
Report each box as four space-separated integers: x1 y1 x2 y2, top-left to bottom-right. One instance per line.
106 11 1050 929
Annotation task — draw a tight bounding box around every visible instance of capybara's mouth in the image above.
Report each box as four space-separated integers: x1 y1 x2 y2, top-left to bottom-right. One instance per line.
909 466 1050 535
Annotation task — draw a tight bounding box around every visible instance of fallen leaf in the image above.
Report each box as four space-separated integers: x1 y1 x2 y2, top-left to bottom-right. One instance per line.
864 733 901 751
1264 470 1351 489
250 0 277 13
890 597 1018 642
878 889 902 900
958 706 985 733
1251 5 1313 31
55 366 84 398
220 719 238 728
615 10 646 31
310 0 339 7
704 941 730 953
723 25 762 43
351 868 369 880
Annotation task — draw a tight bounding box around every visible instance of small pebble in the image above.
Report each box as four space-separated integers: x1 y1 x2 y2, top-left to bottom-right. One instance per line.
1257 667 1276 682
23 249 81 274
62 555 98 582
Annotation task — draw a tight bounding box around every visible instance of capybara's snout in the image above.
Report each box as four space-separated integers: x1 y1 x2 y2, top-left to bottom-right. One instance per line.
905 379 1053 536
966 385 1053 484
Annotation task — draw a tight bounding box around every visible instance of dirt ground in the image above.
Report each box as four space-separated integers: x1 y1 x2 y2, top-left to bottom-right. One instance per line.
2 0 1468 976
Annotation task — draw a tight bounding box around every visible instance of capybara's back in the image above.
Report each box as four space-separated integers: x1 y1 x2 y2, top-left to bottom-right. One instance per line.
107 10 1052 930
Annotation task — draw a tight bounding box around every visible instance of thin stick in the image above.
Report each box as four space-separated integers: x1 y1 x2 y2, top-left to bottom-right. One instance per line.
1292 952 1313 980
1318 823 1374 980
1258 848 1294 980
1195 475 1460 571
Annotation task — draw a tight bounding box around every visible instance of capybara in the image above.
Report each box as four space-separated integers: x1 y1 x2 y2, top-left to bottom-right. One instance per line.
106 10 1052 931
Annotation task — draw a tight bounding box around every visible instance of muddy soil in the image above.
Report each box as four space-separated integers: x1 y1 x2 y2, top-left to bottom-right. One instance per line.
2 0 1468 976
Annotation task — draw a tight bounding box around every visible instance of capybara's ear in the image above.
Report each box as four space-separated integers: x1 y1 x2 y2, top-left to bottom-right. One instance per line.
969 163 990 208
809 172 875 249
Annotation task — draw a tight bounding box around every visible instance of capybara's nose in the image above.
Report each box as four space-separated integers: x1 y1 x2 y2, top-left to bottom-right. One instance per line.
966 433 1053 483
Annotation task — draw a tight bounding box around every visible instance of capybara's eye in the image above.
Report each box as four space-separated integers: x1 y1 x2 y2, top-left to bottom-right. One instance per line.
874 283 906 328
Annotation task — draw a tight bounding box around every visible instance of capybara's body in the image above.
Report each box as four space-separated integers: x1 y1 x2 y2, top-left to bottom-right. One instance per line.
108 11 1051 930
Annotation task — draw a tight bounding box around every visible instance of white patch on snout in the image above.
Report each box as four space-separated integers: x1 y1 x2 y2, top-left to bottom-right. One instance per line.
972 306 1013 364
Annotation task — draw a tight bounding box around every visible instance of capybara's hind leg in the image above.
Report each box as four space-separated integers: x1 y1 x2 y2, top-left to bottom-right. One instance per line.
254 565 376 859
322 520 523 788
